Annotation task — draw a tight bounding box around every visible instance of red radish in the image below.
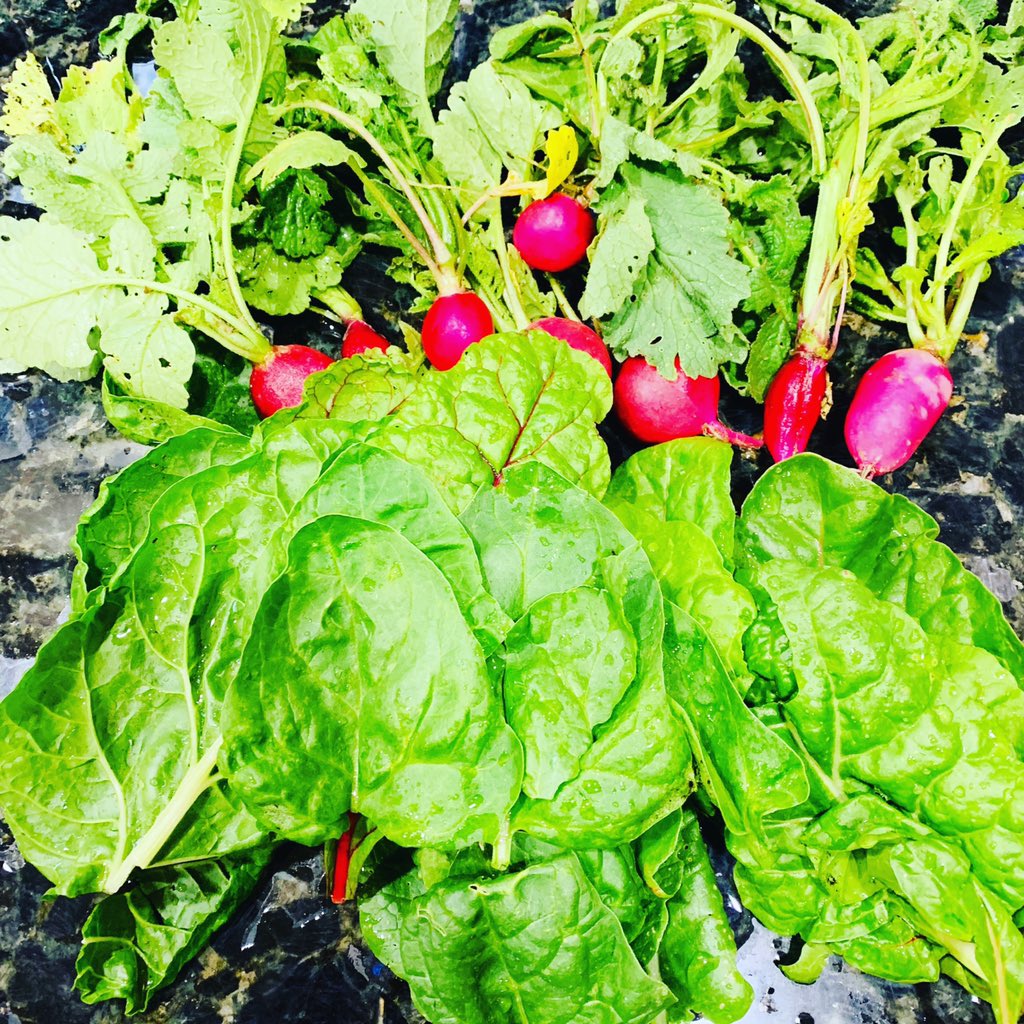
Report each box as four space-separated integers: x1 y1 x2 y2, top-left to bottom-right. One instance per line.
845 348 953 476
614 356 763 447
342 320 390 358
513 194 594 272
249 344 334 418
529 317 612 376
763 352 829 462
422 292 494 370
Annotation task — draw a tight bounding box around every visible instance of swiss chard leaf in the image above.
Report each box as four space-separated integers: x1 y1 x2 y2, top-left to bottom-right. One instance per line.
360 851 674 1024
377 331 612 512
461 461 693 847
220 514 523 849
655 809 754 1024
738 455 1024 681
0 419 357 895
73 847 273 1014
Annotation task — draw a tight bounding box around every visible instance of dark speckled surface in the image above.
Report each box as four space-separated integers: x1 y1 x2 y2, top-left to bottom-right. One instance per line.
1 2 1022 1023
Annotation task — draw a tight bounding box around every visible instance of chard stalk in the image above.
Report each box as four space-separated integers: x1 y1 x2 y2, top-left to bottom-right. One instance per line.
105 740 223 893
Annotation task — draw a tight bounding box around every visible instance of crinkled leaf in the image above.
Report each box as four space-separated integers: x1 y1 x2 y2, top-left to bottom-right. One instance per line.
592 167 750 378
350 0 459 132
378 331 612 513
738 454 1024 680
656 809 754 1024
433 61 560 207
221 514 522 848
73 847 272 1014
361 852 674 1024
462 462 692 846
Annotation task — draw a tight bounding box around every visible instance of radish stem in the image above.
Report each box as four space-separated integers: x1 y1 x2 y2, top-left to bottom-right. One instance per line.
546 274 582 322
279 100 458 288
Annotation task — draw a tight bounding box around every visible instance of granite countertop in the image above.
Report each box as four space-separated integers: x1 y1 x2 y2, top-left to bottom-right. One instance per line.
1 2 1023 1022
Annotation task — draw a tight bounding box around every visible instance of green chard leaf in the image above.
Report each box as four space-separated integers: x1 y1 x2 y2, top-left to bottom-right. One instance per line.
0 420 359 896
581 166 750 379
738 455 1024 680
605 439 756 685
461 461 693 848
220 513 522 849
376 331 612 513
360 851 674 1024
74 847 273 1014
654 809 754 1024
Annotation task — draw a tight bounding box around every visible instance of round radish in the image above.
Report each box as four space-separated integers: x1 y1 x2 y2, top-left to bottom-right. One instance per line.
249 344 335 418
763 351 829 462
513 194 594 273
529 316 612 376
845 348 953 476
614 356 762 447
342 320 390 359
422 292 494 370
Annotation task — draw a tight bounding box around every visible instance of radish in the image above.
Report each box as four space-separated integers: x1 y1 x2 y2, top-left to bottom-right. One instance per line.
844 348 953 476
249 344 335 418
513 194 594 273
422 292 494 370
342 320 390 359
614 356 763 447
529 316 612 376
763 351 829 462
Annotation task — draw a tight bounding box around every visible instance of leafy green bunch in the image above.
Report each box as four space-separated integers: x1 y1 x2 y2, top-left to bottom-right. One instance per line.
3 329 1024 1023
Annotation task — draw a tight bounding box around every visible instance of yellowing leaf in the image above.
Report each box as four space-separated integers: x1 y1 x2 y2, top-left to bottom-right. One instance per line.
0 54 65 145
543 124 578 195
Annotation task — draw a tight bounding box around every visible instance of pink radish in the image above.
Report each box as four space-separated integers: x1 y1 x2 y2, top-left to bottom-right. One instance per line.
513 194 594 272
614 357 763 447
845 348 953 476
342 320 390 358
763 352 829 462
529 317 612 376
422 292 494 371
249 344 335 418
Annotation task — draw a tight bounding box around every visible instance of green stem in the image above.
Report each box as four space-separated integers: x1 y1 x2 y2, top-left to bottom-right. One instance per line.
219 68 270 338
492 218 530 329
611 3 826 176
568 22 602 141
940 263 986 360
350 162 441 279
546 274 581 321
892 186 926 347
798 125 859 347
646 24 668 135
105 740 223 893
113 278 270 361
280 101 458 289
931 123 1006 304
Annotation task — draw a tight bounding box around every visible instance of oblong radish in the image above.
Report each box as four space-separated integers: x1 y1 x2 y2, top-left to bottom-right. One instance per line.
513 194 594 272
342 320 390 359
529 316 612 376
422 292 494 370
249 344 334 418
845 348 953 475
763 351 829 462
614 356 762 447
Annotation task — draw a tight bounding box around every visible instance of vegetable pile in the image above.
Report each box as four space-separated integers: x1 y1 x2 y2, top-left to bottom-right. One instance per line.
1 0 1021 470
2 0 1024 1021
2 332 1024 1023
